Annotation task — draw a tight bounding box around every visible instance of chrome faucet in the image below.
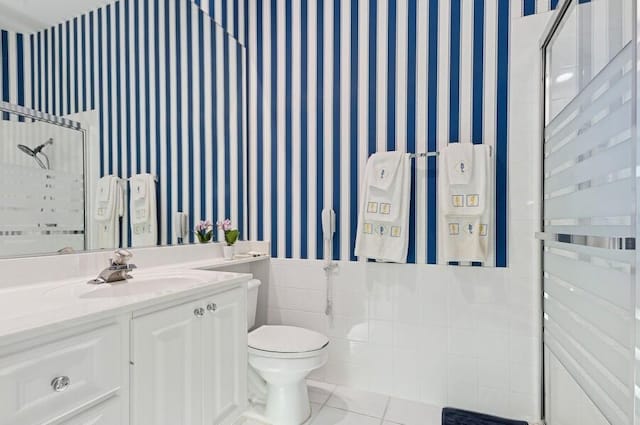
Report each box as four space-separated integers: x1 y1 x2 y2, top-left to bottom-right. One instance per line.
88 249 137 284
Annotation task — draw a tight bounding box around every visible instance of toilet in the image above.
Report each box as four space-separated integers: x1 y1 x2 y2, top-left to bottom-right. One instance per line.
246 279 329 425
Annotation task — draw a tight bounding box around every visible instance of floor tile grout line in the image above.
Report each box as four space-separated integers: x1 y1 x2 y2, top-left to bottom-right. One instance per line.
308 380 336 423
380 396 391 424
320 404 389 421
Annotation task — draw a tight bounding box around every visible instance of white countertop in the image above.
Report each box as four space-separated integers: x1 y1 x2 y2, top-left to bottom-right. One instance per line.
0 254 269 348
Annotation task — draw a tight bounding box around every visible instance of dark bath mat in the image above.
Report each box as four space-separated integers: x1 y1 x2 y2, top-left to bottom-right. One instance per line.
442 407 528 425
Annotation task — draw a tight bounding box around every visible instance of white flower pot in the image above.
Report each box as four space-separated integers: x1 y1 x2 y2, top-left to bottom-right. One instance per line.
223 245 234 260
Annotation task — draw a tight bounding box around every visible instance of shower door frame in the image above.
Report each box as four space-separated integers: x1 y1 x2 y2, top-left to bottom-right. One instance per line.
0 101 89 252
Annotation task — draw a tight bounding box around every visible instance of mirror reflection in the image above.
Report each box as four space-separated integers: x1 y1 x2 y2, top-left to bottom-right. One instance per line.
0 0 246 258
1 109 85 256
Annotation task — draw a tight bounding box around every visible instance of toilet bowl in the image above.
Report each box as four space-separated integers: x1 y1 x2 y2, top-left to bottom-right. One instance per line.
246 280 329 425
249 325 328 424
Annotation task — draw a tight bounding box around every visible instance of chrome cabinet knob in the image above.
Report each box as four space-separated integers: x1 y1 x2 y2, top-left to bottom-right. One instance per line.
207 303 217 312
194 307 205 317
51 376 70 392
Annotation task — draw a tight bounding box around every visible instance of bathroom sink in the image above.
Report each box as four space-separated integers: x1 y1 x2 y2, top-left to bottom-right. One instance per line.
43 270 212 299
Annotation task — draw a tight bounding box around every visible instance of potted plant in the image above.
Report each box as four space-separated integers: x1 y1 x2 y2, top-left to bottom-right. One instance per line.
194 220 213 243
218 219 239 259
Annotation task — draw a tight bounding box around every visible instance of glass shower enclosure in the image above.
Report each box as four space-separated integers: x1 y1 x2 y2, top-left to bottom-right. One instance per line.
540 0 637 424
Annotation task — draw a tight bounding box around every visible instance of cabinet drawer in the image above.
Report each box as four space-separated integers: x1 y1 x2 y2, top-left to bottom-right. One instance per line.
0 323 122 425
58 397 121 425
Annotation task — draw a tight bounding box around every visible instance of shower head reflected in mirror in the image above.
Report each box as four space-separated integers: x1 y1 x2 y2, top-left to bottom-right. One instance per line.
16 138 53 169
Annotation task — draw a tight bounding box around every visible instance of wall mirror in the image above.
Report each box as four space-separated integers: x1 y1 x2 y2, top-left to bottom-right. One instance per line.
0 0 248 258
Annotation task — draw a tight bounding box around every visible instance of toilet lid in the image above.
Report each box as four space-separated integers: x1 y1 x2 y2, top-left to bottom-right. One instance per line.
249 325 329 353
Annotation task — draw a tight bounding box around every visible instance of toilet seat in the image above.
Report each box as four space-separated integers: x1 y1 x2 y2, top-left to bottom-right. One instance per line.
249 325 328 355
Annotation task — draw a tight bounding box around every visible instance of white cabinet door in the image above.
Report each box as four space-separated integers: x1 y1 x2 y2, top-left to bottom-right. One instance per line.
131 300 205 425
202 287 247 425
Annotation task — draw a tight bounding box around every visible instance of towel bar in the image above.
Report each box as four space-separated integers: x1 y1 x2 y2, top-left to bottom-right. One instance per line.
408 145 493 159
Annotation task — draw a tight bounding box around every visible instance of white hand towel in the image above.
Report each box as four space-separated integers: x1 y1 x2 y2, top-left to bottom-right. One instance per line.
129 173 158 247
438 144 492 264
355 151 411 263
444 142 474 185
94 175 124 249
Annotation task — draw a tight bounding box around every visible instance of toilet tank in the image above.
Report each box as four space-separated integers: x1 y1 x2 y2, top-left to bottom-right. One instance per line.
247 279 262 330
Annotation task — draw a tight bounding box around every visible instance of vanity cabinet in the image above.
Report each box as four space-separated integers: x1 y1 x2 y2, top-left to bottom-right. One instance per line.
131 286 247 425
0 278 248 425
202 287 247 424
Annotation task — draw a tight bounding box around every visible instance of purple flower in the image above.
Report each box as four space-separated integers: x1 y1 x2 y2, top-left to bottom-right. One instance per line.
217 219 232 231
194 220 212 233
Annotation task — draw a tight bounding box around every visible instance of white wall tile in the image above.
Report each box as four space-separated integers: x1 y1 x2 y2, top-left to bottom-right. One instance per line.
447 299 477 330
368 319 393 346
267 307 328 334
328 316 369 342
324 361 371 389
328 339 371 365
419 354 448 405
332 288 369 318
509 361 538 394
367 345 394 394
393 276 421 324
478 359 510 390
368 280 395 321
419 273 449 327
270 258 325 290
509 335 539 366
447 328 478 356
447 380 479 412
475 330 509 361
334 261 368 292
392 348 421 400
393 322 422 350
448 354 478 386
509 390 539 421
475 304 511 332
326 386 389 418
478 387 511 419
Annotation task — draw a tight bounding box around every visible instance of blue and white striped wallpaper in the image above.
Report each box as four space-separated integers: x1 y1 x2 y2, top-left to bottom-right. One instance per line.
246 0 510 266
192 0 247 45
519 0 561 17
0 29 26 120
3 0 518 267
1 0 248 247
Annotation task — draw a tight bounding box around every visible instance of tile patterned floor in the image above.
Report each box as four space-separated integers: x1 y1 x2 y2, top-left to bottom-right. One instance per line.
237 380 442 425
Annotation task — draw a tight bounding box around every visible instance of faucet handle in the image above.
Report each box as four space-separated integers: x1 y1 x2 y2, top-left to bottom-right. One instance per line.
112 249 133 265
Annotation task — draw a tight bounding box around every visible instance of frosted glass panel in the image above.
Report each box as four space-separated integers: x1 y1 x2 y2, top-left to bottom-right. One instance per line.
545 273 632 348
545 332 631 425
542 1 635 424
0 109 85 256
544 250 632 311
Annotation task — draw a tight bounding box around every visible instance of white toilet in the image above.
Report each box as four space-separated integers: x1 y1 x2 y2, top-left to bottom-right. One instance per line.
246 279 329 425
